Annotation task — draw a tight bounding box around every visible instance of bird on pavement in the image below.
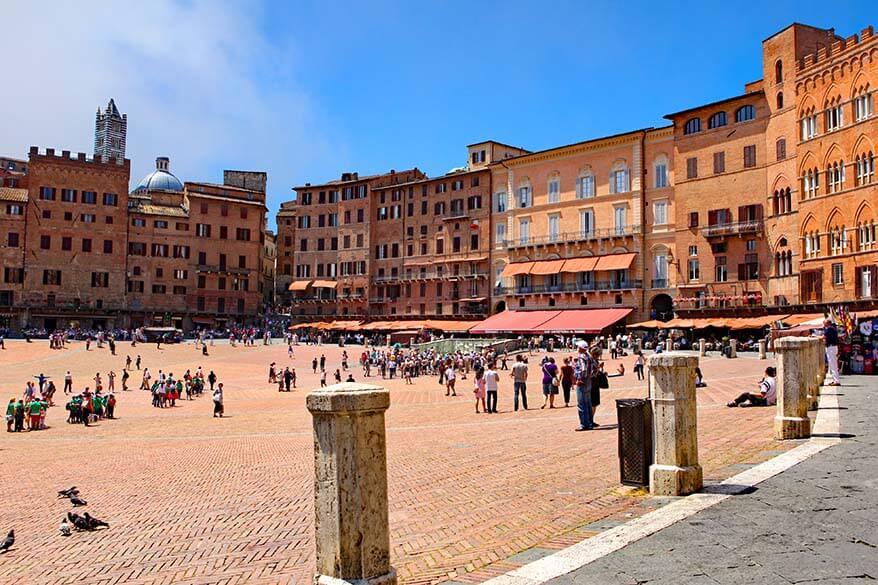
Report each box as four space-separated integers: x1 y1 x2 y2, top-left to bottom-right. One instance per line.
59 518 71 537
69 496 87 507
83 513 109 530
67 513 90 532
57 487 79 498
0 530 13 553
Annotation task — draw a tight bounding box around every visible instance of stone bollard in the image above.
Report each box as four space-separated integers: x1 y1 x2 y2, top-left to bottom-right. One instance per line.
648 353 703 496
307 383 396 585
758 339 766 360
665 338 674 352
728 339 737 358
698 339 706 357
773 337 811 440
804 339 819 411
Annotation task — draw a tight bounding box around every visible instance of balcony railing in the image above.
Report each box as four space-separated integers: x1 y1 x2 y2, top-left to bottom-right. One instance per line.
650 278 669 289
374 271 489 284
507 225 641 249
495 279 643 295
442 208 469 220
702 220 764 238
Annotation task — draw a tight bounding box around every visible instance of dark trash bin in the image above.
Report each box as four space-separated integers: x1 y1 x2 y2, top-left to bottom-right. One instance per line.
616 398 653 487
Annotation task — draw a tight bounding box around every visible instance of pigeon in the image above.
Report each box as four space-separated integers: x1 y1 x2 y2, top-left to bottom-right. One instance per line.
83 513 109 530
69 496 87 507
59 518 71 537
0 530 13 553
67 512 90 531
57 487 79 498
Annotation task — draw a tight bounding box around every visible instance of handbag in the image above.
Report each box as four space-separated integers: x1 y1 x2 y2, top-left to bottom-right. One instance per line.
596 371 609 389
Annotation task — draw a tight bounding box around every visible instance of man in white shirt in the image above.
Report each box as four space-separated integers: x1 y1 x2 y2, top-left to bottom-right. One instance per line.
727 367 777 407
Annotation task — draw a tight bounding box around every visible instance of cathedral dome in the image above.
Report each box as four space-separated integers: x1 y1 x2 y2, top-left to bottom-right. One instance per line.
133 157 183 194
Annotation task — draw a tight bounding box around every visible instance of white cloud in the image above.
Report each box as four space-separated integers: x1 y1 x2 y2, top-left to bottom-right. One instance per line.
0 0 326 217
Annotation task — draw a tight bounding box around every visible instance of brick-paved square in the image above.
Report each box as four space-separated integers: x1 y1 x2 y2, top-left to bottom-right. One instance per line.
0 340 784 584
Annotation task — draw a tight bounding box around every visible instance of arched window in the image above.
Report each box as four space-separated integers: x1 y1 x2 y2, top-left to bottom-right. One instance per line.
683 118 701 135
858 220 876 251
827 161 845 193
802 168 820 199
707 112 727 129
775 60 783 83
777 92 784 109
735 105 756 122
855 152 875 186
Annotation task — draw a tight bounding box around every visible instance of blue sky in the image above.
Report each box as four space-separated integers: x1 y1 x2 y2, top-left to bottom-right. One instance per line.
1 1 873 224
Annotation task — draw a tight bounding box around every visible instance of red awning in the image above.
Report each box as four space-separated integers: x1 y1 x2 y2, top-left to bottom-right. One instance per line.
594 253 636 271
469 310 561 334
501 262 534 277
561 257 599 273
529 259 567 275
537 308 633 334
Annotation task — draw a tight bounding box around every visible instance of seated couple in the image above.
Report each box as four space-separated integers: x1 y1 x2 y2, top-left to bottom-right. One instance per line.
727 367 777 407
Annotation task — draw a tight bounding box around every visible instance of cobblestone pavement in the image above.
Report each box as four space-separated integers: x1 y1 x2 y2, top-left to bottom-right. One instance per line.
0 340 784 584
546 375 878 585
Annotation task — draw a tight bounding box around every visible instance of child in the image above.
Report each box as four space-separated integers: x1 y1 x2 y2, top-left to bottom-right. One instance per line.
473 369 487 414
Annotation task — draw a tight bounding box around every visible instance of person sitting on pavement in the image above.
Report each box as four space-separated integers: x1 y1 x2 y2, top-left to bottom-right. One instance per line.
727 367 776 407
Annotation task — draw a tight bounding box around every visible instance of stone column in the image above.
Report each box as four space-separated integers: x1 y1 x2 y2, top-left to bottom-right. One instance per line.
758 339 766 360
773 337 811 440
728 339 737 358
307 383 396 585
804 339 818 411
648 353 703 496
698 339 706 357
665 338 674 352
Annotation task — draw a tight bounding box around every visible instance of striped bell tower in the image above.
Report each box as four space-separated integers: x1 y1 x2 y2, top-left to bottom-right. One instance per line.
94 98 127 162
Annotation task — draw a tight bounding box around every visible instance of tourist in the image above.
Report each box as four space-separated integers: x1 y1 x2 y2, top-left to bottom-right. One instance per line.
510 354 528 411
312 357 318 374
560 357 574 407
108 371 116 393
5 397 14 432
473 368 487 413
319 354 326 371
283 367 294 391
591 348 606 423
573 341 598 431
345 373 355 383
13 399 25 432
540 356 559 409
63 371 73 394
212 383 224 417
695 367 707 387
821 319 841 386
320 369 327 388
728 367 777 407
444 361 457 397
633 351 645 381
107 394 116 419
484 362 500 414
269 362 277 384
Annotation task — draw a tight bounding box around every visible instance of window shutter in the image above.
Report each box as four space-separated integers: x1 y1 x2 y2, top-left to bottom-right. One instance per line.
737 206 747 222
708 210 716 225
755 204 764 220
738 264 746 281
856 267 863 297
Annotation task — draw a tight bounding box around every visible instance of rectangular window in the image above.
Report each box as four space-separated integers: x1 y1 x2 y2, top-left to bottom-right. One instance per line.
518 218 530 244
548 214 560 242
40 235 50 250
547 179 560 203
102 192 118 206
196 223 211 237
832 263 844 285
42 269 62 285
82 191 96 204
579 209 594 237
688 259 700 281
39 186 56 200
103 240 113 254
687 157 698 179
776 138 786 161
855 93 873 121
654 164 668 188
612 169 629 193
7 232 19 247
154 220 168 229
743 145 756 168
91 272 109 288
578 175 595 199
826 105 844 131
688 211 699 228
61 236 72 251
495 222 506 243
614 206 627 234
713 152 725 174
495 192 507 212
61 189 76 202
654 201 668 225
518 186 531 208
715 256 728 282
82 238 92 252
81 214 96 223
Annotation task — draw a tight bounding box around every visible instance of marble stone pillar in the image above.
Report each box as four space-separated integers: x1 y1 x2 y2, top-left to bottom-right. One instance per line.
307 383 396 585
805 339 818 411
698 339 706 357
758 339 766 360
728 339 737 358
773 337 811 440
648 353 703 496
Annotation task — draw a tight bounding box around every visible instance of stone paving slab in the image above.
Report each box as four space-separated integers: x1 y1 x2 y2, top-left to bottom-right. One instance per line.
0 340 785 584
545 377 878 585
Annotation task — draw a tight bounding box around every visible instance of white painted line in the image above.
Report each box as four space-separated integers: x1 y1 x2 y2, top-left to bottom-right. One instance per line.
481 379 843 585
